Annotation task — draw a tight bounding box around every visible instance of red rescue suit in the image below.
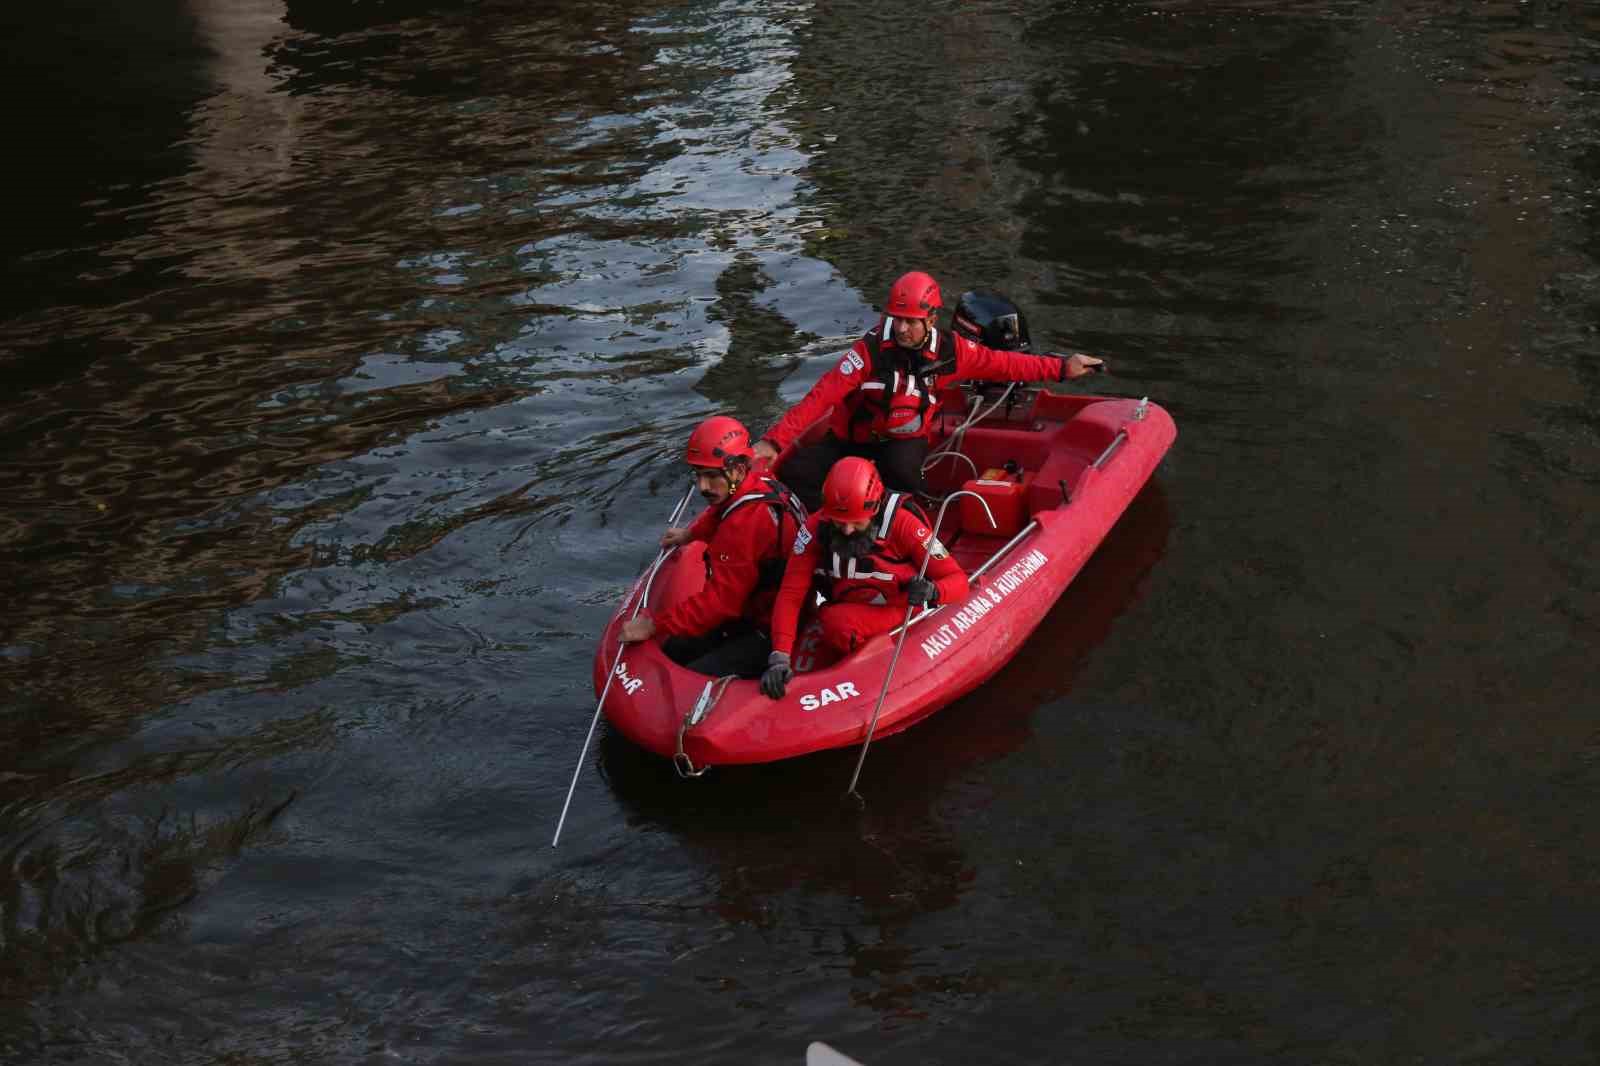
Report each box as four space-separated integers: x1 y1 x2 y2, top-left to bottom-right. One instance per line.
653 469 805 639
769 493 969 657
761 318 1071 450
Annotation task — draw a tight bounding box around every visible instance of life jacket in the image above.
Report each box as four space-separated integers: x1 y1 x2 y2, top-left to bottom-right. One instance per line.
705 473 807 590
813 492 929 605
845 319 957 442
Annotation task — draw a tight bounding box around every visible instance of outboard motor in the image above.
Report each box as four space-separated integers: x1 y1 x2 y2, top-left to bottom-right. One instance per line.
950 289 1032 352
948 289 1035 417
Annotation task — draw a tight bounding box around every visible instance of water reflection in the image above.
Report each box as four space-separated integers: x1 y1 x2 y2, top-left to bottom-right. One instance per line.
2 0 871 1053
0 0 210 328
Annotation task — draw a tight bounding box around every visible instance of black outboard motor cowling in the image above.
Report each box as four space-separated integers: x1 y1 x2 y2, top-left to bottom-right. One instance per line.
950 289 1031 352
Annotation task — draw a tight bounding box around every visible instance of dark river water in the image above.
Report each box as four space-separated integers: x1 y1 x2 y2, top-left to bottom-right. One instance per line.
4 0 1598 1062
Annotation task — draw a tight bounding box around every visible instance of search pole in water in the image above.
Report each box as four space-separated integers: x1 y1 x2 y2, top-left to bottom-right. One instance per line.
552 483 695 848
844 490 994 802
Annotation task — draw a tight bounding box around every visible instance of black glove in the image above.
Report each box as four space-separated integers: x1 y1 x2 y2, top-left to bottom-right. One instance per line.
760 651 793 699
904 577 937 607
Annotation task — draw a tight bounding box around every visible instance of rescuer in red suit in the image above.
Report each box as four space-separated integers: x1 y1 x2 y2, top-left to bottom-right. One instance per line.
751 271 1105 508
759 457 969 699
619 415 805 679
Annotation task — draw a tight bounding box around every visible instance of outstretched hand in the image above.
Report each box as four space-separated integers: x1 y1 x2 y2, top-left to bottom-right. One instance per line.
752 439 779 464
1058 352 1105 379
1069 353 1106 376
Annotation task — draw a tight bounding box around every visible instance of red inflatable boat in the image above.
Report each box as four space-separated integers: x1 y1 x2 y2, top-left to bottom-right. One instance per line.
591 382 1177 774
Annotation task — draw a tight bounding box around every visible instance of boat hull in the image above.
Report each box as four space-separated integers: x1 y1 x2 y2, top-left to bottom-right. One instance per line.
593 391 1176 769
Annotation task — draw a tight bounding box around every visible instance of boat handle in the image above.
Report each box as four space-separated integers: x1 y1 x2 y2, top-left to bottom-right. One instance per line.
1091 430 1127 470
968 520 1041 581
886 499 1033 639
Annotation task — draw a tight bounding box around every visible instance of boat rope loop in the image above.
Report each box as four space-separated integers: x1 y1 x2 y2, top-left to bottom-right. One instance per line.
673 674 736 778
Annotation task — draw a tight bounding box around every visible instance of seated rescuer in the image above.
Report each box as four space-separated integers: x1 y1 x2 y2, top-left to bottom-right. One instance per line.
759 457 969 700
618 415 807 679
751 271 1105 509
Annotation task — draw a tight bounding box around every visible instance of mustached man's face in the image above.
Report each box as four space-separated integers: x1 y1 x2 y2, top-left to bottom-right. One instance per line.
694 467 734 507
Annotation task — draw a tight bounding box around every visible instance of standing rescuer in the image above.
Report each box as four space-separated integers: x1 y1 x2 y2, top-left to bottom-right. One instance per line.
751 270 1105 508
619 415 806 679
759 456 968 700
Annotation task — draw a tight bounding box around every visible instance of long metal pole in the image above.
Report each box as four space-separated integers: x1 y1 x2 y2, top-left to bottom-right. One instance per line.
552 483 694 848
845 490 994 800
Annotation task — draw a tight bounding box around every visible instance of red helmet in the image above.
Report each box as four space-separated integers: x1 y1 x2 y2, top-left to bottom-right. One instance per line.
884 270 942 320
684 415 753 471
820 456 884 524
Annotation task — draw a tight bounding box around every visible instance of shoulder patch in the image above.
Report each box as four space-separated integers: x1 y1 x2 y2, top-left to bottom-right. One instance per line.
792 525 813 555
927 537 949 560
838 349 865 376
